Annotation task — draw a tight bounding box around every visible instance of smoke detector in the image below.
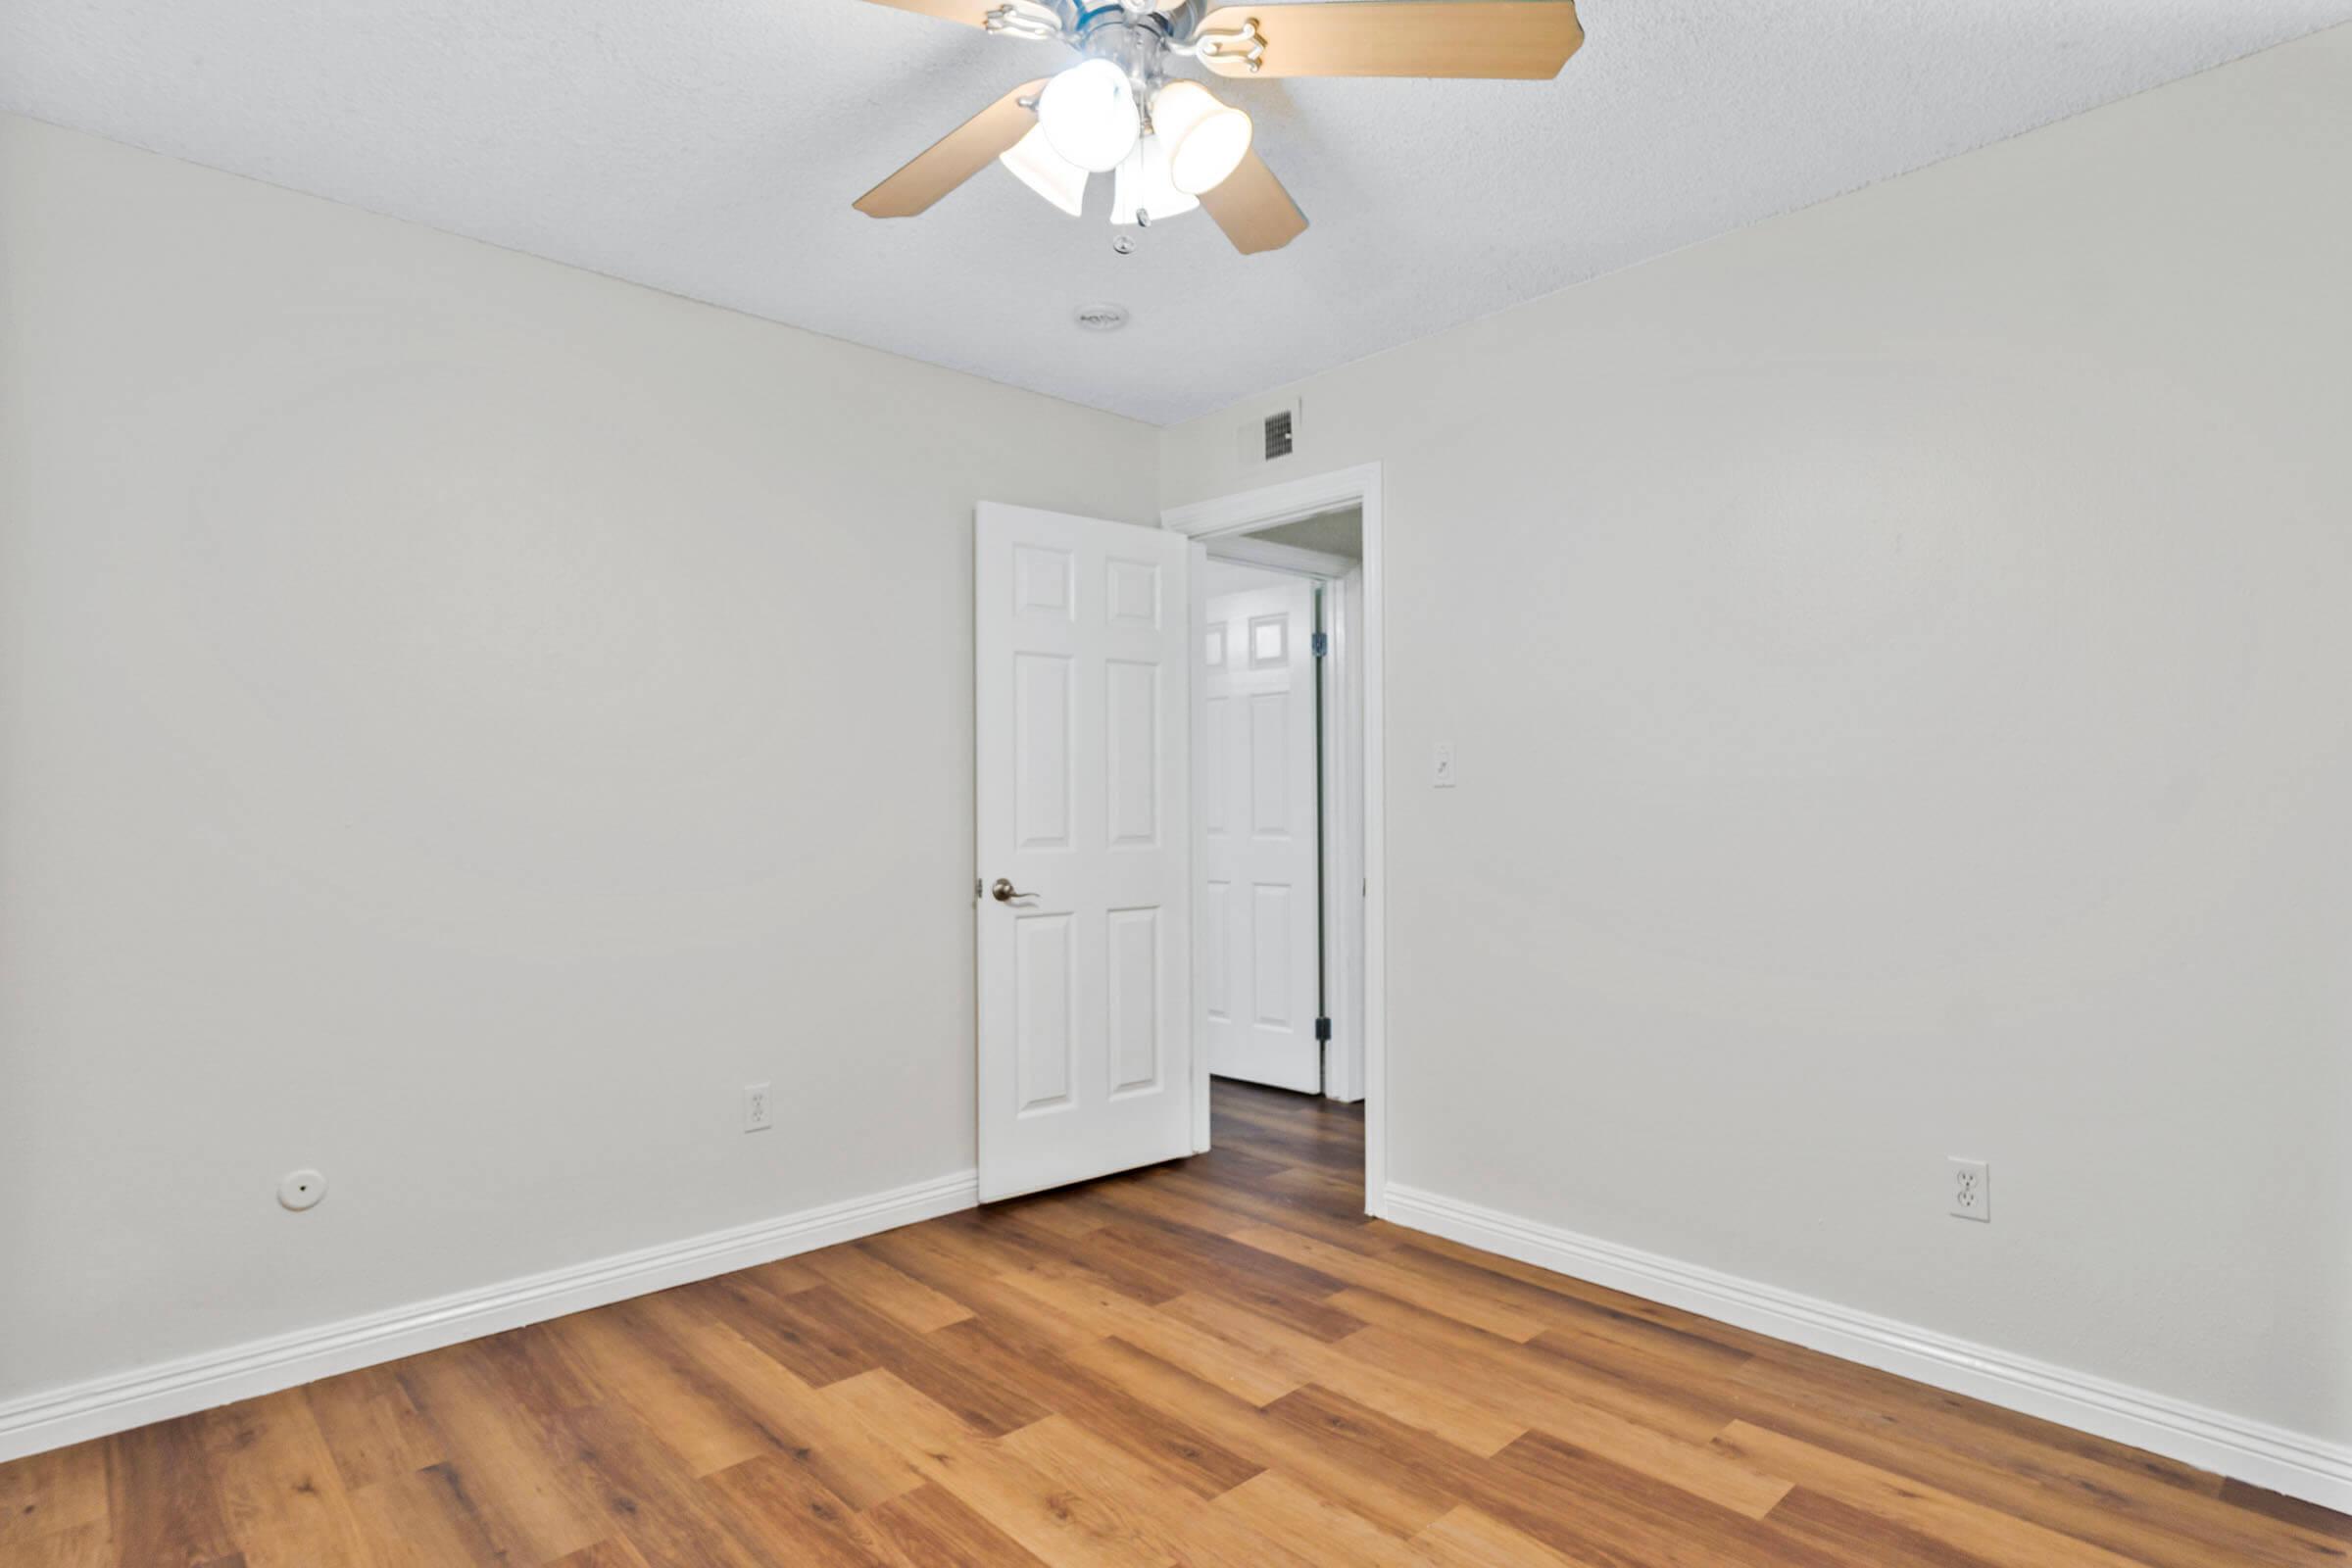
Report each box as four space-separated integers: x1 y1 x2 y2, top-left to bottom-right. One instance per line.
1075 303 1131 331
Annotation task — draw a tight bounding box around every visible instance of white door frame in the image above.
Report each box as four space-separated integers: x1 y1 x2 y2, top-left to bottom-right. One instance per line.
1164 464 1388 1218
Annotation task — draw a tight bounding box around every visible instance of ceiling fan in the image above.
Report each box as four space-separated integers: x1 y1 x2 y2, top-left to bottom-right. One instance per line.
853 0 1585 255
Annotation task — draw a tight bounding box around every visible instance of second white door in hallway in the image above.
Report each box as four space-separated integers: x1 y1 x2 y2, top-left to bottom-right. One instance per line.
1200 574 1321 1093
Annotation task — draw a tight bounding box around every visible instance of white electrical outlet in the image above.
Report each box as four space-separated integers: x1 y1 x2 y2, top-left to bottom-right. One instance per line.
743 1082 773 1133
1433 742 1456 788
1948 1157 1989 1221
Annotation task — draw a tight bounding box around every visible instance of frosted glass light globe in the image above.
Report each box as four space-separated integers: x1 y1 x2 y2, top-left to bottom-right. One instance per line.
1111 135 1199 226
1038 59 1141 174
999 124 1088 217
1152 79 1252 195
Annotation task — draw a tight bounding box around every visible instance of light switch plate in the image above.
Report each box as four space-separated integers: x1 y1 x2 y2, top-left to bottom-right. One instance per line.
1433 742 1456 788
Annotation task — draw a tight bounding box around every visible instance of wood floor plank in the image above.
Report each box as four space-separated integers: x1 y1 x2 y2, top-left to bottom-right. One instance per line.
994 1258 1307 1407
1081 1221 1365 1344
546 1400 771 1568
392 1344 612 1564
803 1242 977 1335
1723 1368 2349 1568
740 1255 829 1296
1230 1224 1551 1342
820 1367 991 1474
1161 1292 1529 1458
830 1380 1168 1568
930 1317 1266 1498
698 1449 910 1567
688 1276 887 1390
1760 1487 2012 1568
546 1296 779 1478
2222 1480 2352 1544
987 1189 1119 1242
1001 1411 1338 1568
339 1464 511 1568
1713 1421 2161 1568
1340 1321 1791 1520
103 1416 239 1568
1477 1426 1849 1568
303 1363 445 1496
0 1438 109 1554
863 1483 1048 1567
1328 1286 1737 1443
0 1521 113 1568
652 1309 928 1512
1211 1470 1422 1565
1740 1353 2267 1523
546 1541 656 1568
858 1226 1104 1352
1069 1337 1456 1539
195 1390 375 1568
1395 1228 1794 1359
6 1081 2344 1567
1408 1503 1605 1567
1148 1166 1405 1256
783 1289 1051 1439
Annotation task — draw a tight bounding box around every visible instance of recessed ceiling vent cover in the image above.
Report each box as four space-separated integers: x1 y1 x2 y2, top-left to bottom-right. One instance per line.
1074 303 1130 332
1263 408 1296 461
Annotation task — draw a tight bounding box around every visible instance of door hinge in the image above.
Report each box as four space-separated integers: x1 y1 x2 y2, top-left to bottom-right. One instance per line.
1314 1016 1332 1042
1311 631 1328 659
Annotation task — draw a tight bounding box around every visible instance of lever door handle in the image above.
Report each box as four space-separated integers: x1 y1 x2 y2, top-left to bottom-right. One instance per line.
991 878 1037 903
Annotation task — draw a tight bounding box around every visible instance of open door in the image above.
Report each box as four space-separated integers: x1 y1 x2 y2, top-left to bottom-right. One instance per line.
976 503 1194 1201
1199 573 1322 1092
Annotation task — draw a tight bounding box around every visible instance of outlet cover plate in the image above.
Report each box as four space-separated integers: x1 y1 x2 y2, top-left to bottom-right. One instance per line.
744 1082 774 1133
1948 1156 1989 1221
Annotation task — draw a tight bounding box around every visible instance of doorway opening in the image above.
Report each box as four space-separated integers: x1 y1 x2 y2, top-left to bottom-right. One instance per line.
1167 464 1387 1216
1196 519 1361 1102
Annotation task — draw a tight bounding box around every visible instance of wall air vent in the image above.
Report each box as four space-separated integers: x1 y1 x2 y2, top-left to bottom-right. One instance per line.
1263 408 1295 461
1236 397 1302 466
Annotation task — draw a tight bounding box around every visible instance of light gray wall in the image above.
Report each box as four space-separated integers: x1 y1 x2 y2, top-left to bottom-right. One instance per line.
1161 27 2352 1446
0 115 1158 1406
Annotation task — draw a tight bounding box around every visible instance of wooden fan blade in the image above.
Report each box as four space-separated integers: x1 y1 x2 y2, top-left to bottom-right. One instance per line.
859 0 1001 27
1194 1 1583 79
1200 149 1308 255
855 79 1047 219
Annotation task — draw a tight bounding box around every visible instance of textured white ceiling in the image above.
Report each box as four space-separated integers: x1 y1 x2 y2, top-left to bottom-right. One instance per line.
6 2 2346 423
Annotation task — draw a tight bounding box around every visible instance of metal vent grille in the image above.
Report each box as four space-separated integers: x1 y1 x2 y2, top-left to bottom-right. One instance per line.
1263 409 1295 461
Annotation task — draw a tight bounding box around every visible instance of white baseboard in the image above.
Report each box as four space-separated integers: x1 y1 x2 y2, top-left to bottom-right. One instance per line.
1383 1183 2352 1515
0 1168 978 1466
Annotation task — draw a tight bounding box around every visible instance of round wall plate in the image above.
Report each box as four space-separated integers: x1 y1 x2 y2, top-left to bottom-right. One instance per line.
278 1168 327 1211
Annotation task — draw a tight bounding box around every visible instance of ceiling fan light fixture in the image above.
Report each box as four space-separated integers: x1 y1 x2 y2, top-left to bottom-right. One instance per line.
1152 79 1252 195
999 124 1089 216
1111 134 1199 226
1037 58 1141 173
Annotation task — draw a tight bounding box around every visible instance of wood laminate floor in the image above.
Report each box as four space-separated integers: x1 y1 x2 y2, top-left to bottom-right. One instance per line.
4 1081 2346 1566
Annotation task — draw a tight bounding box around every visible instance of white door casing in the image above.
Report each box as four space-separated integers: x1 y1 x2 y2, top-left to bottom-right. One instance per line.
975 503 1193 1201
1199 576 1321 1093
1163 461 1385 1216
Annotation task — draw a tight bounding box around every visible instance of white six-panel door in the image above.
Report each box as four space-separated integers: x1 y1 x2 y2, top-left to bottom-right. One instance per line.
1199 576 1322 1093
976 503 1193 1201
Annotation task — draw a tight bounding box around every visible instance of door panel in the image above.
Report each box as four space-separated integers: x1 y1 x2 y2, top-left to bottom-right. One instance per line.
978 503 1193 1200
1199 576 1321 1092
